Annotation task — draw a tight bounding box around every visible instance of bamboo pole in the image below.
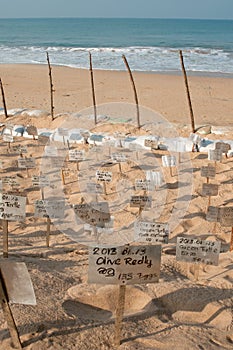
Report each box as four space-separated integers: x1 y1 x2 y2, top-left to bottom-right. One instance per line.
0 78 8 119
122 54 140 129
46 52 55 120
179 50 195 133
89 52 97 124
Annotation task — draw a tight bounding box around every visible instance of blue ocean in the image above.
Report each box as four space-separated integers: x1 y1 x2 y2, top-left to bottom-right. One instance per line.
0 17 233 75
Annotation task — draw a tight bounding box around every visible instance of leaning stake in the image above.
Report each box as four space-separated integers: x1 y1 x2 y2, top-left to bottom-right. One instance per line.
179 50 195 133
89 52 97 124
46 52 55 120
0 78 8 119
122 54 140 128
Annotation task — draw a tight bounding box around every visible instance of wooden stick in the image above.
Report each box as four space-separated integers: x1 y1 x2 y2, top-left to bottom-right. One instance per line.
103 182 107 195
46 217 51 247
230 227 233 252
194 264 200 281
114 284 126 346
2 220 8 258
0 77 8 119
118 162 122 174
46 52 55 120
41 187 44 200
169 166 173 177
0 277 22 349
61 169 65 185
89 52 97 125
179 50 195 133
122 54 140 129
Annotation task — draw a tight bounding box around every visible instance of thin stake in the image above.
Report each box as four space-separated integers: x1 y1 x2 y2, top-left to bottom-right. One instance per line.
122 54 140 128
46 217 51 247
89 52 97 124
2 220 8 258
46 52 55 120
230 227 233 252
179 50 195 133
0 78 8 119
114 284 126 346
0 277 22 349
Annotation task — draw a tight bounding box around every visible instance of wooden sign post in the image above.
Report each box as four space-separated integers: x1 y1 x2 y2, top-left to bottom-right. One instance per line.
0 261 36 349
130 195 152 217
202 183 219 212
88 244 161 346
96 170 112 195
162 155 177 177
2 219 8 258
111 153 127 175
134 221 169 244
201 164 216 183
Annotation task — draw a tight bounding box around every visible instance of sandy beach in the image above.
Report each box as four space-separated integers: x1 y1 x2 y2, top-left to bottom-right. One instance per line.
0 63 232 350
0 64 233 127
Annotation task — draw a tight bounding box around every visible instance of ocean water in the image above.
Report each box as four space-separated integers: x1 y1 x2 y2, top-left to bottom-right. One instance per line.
0 17 233 75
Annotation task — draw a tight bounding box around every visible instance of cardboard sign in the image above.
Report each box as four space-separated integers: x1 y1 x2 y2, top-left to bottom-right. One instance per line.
174 140 186 153
57 128 69 136
130 195 152 208
111 153 127 163
3 134 14 143
18 158 36 169
134 221 169 243
44 146 58 157
0 193 26 221
96 170 112 182
26 125 38 136
86 183 103 194
2 176 20 188
128 143 142 151
135 179 154 191
69 149 85 161
32 175 50 188
206 206 220 222
88 244 161 285
38 135 49 145
219 206 233 227
144 138 158 149
11 145 28 154
176 237 220 265
201 165 216 179
162 155 176 167
34 199 65 219
146 171 163 187
215 142 231 153
189 133 201 144
73 202 110 227
202 183 218 197
50 156 64 168
208 149 222 162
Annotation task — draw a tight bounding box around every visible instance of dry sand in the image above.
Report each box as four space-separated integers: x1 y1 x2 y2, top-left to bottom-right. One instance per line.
0 64 232 350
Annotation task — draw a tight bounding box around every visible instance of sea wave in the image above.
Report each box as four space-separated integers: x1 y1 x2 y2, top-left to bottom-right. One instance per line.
0 45 233 74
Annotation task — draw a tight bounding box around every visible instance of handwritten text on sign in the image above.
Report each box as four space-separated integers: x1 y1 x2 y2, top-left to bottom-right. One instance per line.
69 149 85 161
215 142 231 154
135 179 154 191
219 207 233 227
111 153 127 163
34 199 65 219
134 221 169 243
0 193 26 221
130 195 152 208
88 245 161 285
208 149 222 162
162 155 177 167
206 206 220 222
202 183 218 197
96 170 112 182
201 165 216 179
73 202 110 227
18 158 36 169
32 175 50 188
176 237 220 265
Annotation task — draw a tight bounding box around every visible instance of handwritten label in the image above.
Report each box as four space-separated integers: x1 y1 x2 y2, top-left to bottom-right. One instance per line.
86 183 103 194
88 245 161 285
146 171 163 187
111 153 127 163
32 175 50 188
11 145 28 154
135 179 154 191
201 165 216 179
73 202 110 227
202 183 218 196
215 142 231 154
34 199 65 219
57 128 69 136
18 158 36 169
144 138 158 149
0 193 26 221
208 149 222 162
219 206 233 227
69 149 85 161
130 195 152 208
26 125 38 136
44 146 58 157
96 170 112 182
162 155 177 167
2 176 20 188
206 206 220 222
176 237 220 265
134 221 169 243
